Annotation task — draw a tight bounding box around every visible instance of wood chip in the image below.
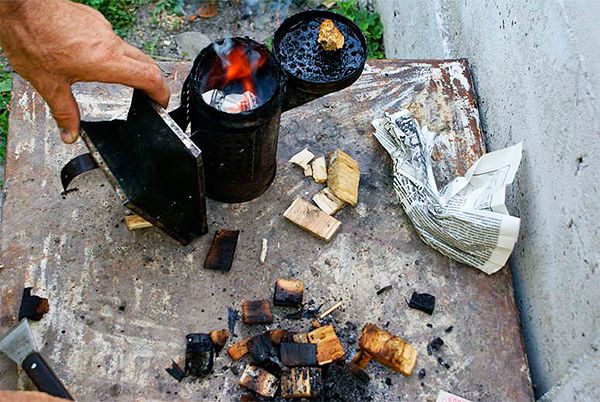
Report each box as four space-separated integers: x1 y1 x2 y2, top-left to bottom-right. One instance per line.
280 367 323 398
280 342 318 367
283 197 341 242
239 365 278 398
209 329 229 354
259 238 268 265
358 323 418 376
289 148 315 176
312 187 346 215
227 336 252 361
273 279 304 307
307 325 345 365
311 156 328 183
124 215 153 230
242 300 273 324
327 149 360 206
203 229 239 272
318 301 343 320
318 19 345 51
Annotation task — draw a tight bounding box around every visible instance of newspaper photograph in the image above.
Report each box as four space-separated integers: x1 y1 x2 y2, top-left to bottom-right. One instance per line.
372 110 523 274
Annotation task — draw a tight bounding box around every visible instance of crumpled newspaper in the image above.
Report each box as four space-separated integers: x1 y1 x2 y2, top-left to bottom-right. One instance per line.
372 109 522 274
202 89 259 113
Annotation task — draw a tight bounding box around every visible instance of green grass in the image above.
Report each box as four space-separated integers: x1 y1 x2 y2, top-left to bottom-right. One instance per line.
333 0 385 59
0 58 10 166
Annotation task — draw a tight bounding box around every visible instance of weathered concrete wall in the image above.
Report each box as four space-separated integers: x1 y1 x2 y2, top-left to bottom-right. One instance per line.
373 0 600 399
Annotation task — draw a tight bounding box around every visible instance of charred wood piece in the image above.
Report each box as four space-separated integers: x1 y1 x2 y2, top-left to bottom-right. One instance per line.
165 360 185 382
18 287 49 321
285 306 304 320
268 329 291 345
280 367 323 399
376 285 393 295
437 356 451 369
242 300 274 325
307 325 345 365
427 337 444 355
408 292 436 315
228 307 240 336
185 333 215 378
280 342 318 367
227 336 252 361
210 329 230 355
356 323 417 376
204 229 240 272
249 334 279 366
239 365 279 398
274 279 305 307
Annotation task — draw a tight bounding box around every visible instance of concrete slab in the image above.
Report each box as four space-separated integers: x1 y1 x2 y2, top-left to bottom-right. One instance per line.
0 60 533 401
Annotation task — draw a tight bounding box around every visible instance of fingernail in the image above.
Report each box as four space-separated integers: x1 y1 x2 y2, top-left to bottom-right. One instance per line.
60 128 78 144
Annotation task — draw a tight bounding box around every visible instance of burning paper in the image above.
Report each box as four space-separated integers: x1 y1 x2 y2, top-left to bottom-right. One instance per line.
372 110 522 274
202 89 258 113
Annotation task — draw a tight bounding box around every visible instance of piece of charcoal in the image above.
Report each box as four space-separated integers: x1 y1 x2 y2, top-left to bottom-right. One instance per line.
249 334 278 366
407 292 436 315
228 307 240 336
445 325 454 333
427 337 444 355
165 360 185 382
418 368 426 379
285 306 304 320
273 279 304 307
210 329 229 355
18 287 50 321
239 365 278 398
437 357 451 369
185 333 214 377
280 342 318 367
347 363 371 384
203 229 239 272
376 285 393 295
281 367 323 398
242 300 273 325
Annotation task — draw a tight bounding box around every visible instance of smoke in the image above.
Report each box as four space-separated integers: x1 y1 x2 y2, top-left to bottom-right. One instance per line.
213 38 234 66
241 0 293 22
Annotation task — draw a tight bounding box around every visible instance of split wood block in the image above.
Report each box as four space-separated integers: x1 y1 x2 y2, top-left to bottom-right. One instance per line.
312 187 346 215
268 329 291 345
274 279 304 307
311 156 328 183
283 198 341 242
289 148 315 176
307 325 345 365
124 215 153 230
209 329 229 354
292 333 310 343
357 323 417 376
280 342 318 367
227 336 252 361
327 149 360 206
280 367 323 399
203 229 239 272
242 300 274 325
318 18 344 51
239 365 278 398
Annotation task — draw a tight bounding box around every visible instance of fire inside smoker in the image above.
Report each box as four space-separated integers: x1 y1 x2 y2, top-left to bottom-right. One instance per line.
202 39 268 113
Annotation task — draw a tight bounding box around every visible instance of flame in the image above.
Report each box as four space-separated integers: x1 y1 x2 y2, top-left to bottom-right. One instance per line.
216 43 266 95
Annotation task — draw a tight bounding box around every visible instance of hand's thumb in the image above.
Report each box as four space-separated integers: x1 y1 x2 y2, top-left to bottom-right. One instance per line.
43 83 81 144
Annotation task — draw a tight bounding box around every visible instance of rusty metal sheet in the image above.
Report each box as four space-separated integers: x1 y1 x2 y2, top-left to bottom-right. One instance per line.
0 60 533 401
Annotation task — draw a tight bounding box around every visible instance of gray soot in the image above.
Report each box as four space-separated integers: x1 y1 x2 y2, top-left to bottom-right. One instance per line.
277 18 365 82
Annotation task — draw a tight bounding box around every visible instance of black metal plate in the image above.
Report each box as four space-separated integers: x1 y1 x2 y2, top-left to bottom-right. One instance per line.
80 90 207 245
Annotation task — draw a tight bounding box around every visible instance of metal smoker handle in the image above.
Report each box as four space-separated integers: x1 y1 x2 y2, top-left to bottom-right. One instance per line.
22 352 74 400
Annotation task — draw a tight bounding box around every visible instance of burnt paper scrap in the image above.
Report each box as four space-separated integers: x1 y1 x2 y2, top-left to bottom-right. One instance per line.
60 153 98 193
18 287 49 321
204 230 240 272
408 292 436 315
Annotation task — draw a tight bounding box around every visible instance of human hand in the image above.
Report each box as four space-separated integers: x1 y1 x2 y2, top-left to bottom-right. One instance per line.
0 390 71 402
0 0 170 144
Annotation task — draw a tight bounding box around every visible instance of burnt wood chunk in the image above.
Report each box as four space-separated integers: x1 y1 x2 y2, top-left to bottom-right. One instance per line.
185 333 214 377
249 334 278 365
269 329 290 345
274 279 304 307
209 329 230 355
242 300 274 325
307 325 345 365
227 336 252 361
165 360 185 382
408 292 436 315
203 229 240 272
239 365 279 398
280 367 323 399
283 197 341 241
327 150 360 206
357 323 417 376
18 287 49 321
280 343 318 367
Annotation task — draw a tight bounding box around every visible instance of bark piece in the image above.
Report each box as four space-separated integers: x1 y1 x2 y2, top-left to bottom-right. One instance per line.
280 367 323 399
185 333 214 377
239 365 278 398
18 287 49 321
311 156 328 183
318 19 345 51
280 342 318 367
274 279 305 307
209 329 230 355
327 150 360 206
204 229 240 272
283 198 341 242
357 323 417 376
312 187 346 215
227 336 252 361
307 325 345 365
289 148 315 176
242 300 274 324
124 215 153 230
408 292 435 315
